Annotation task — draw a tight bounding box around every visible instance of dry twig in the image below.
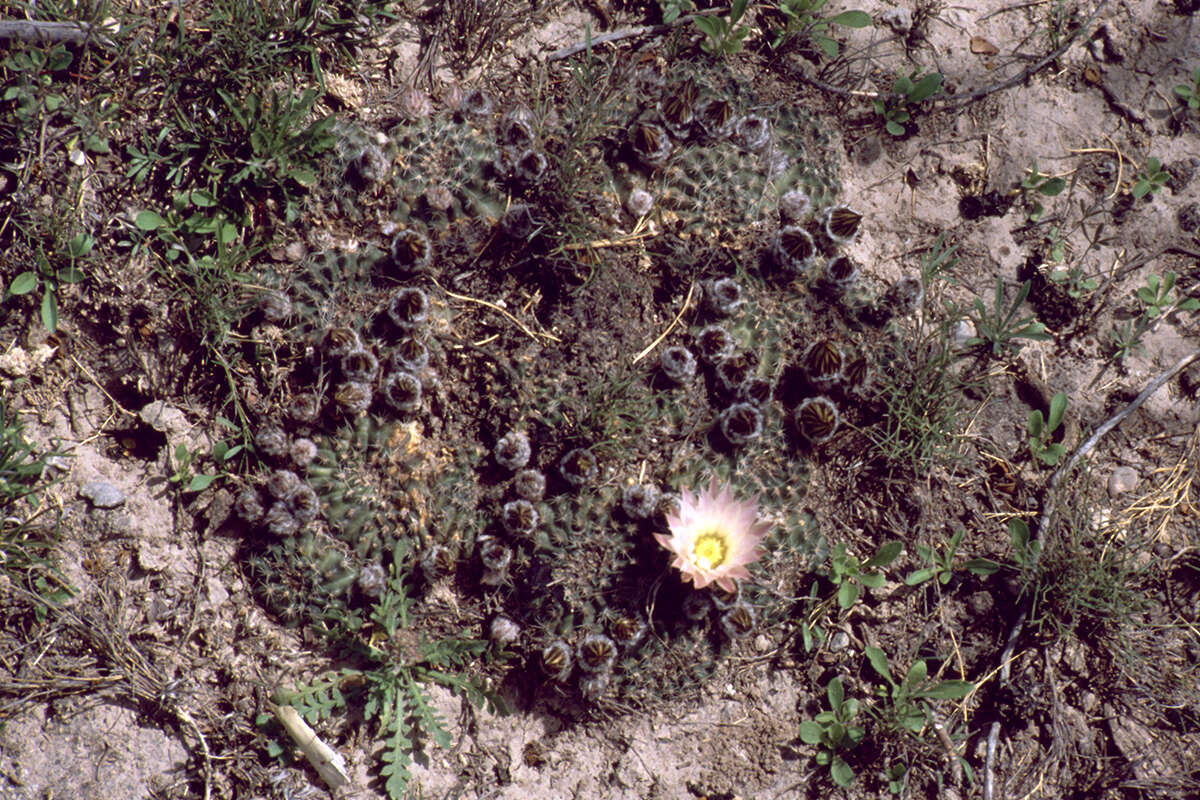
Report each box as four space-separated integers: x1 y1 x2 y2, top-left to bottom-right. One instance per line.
0 20 112 46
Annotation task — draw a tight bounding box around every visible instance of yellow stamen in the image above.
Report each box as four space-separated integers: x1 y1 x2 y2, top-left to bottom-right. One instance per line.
692 530 728 571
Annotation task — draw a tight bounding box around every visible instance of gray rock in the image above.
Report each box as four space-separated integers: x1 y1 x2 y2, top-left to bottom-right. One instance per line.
829 631 851 652
79 481 125 508
1107 465 1139 497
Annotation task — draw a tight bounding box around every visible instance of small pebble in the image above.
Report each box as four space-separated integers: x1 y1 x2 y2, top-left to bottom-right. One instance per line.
1107 465 1138 497
829 631 850 652
79 481 125 509
952 319 976 349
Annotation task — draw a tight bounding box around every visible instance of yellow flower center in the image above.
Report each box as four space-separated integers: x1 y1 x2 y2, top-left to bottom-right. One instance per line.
691 529 728 571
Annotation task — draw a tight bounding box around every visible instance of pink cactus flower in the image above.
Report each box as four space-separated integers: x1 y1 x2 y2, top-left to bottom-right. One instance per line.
655 479 769 593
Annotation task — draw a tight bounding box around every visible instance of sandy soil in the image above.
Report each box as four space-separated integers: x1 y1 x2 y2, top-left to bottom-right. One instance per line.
1 1 1199 799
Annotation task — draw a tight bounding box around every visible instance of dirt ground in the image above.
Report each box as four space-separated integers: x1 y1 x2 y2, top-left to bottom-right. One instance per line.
1 1 1199 799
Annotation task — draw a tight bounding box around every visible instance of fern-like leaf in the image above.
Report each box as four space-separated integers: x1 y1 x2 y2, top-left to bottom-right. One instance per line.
375 674 414 800
404 670 452 749
276 673 349 725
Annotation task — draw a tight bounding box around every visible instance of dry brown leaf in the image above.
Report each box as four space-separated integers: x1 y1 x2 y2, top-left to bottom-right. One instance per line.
971 36 1000 55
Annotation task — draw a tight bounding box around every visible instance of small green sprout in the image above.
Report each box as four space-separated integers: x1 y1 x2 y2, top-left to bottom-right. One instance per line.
798 676 864 787
1047 261 1098 300
2 44 73 129
767 0 872 57
1174 67 1200 110
168 441 229 493
873 70 942 136
2 233 90 333
904 528 994 586
1027 392 1067 467
1136 271 1200 318
1007 517 1040 568
968 278 1052 356
1130 157 1169 199
865 646 974 732
1106 271 1199 364
885 761 909 794
828 540 902 609
1020 161 1066 221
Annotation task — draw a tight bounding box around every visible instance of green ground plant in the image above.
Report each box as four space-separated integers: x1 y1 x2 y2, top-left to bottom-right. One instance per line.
1020 161 1066 221
967 278 1052 355
1107 271 1199 363
975 511 1148 644
1047 260 1098 300
863 646 975 789
1027 391 1067 467
1131 157 1169 199
167 429 243 493
799 675 864 787
693 0 753 55
904 528 999 586
1 43 74 140
658 0 751 54
265 565 503 799
873 70 942 136
1175 67 1200 109
867 234 971 474
1 231 89 333
864 646 974 735
828 541 902 609
0 401 71 616
761 0 871 56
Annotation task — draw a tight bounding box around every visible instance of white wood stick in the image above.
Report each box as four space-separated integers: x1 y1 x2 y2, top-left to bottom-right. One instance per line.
269 701 351 790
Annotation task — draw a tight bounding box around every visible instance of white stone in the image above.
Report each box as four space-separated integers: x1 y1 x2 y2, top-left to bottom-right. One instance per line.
1107 466 1139 497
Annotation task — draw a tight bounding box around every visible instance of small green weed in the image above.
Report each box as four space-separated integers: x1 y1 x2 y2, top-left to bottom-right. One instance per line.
2 232 90 333
0 401 71 616
1136 270 1200 318
1020 161 1066 222
659 1 752 55
167 429 243 493
266 567 503 799
1130 157 1169 199
967 278 1052 356
761 0 872 57
904 528 997 587
1 43 74 138
1027 391 1067 467
983 508 1150 644
864 645 974 736
873 70 942 136
828 540 902 609
863 646 974 788
0 401 58 519
1107 271 1199 363
1047 261 1098 300
211 87 335 216
693 0 753 55
660 0 697 23
798 676 864 787
1174 67 1200 110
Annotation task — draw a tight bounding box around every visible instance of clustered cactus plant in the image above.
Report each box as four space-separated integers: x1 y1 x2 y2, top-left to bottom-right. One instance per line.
235 54 938 798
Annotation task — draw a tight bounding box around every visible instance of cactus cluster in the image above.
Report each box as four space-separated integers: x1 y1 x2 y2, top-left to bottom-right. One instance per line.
236 57 886 720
